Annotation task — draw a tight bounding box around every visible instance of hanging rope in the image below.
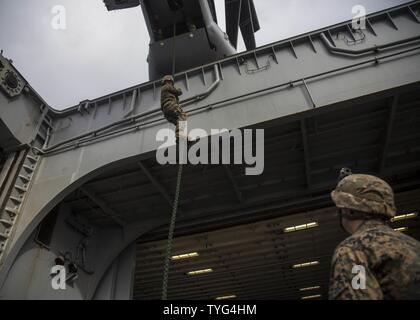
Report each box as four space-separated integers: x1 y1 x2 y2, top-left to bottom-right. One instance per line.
161 19 183 301
161 163 183 300
171 19 177 77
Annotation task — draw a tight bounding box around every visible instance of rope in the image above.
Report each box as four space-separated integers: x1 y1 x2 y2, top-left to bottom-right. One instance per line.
171 20 177 76
161 18 183 300
161 163 183 300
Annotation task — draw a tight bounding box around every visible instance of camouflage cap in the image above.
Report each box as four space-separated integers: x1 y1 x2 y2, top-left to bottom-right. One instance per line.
162 75 174 84
331 174 396 218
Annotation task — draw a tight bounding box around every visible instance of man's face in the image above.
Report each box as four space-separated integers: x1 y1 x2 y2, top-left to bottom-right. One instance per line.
341 216 353 234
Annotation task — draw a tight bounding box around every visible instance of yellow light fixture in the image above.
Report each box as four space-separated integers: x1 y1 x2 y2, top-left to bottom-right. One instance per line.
391 212 417 222
187 268 213 276
215 294 237 300
299 286 321 292
283 222 318 233
394 227 408 232
301 294 322 300
293 261 320 269
171 252 199 261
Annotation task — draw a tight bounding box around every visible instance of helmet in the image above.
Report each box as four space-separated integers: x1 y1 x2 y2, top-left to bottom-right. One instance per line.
162 75 174 84
331 174 396 218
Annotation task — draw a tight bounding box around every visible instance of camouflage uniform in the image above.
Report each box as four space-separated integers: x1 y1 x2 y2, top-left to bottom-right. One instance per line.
329 174 420 300
161 76 187 139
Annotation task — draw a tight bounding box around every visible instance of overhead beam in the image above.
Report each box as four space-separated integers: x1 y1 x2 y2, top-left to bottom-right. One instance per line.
138 161 173 207
300 119 312 188
79 186 126 227
223 165 243 204
379 95 398 174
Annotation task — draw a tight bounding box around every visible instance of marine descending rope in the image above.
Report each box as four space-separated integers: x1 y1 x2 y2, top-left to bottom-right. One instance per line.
161 17 183 301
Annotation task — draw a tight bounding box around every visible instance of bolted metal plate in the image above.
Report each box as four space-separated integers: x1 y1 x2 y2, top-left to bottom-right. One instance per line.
0 54 26 98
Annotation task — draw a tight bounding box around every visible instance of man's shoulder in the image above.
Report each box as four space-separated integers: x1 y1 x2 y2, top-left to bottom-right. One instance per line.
333 223 389 257
334 221 420 261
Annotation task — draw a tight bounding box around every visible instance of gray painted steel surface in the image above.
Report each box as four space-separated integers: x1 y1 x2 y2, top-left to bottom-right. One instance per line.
0 2 419 299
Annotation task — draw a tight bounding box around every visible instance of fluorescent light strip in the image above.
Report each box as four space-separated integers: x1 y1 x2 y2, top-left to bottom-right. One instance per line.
301 294 322 300
215 295 237 300
293 261 320 269
171 252 199 261
283 222 318 233
299 286 321 292
394 227 408 232
391 212 417 222
187 268 213 276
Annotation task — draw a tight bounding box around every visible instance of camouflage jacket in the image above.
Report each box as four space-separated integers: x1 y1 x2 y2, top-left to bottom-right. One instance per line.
161 83 182 109
329 219 420 300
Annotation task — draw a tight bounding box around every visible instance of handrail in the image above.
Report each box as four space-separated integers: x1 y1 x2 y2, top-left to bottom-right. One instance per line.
320 32 420 57
182 64 221 106
123 64 220 118
32 45 420 156
34 65 220 154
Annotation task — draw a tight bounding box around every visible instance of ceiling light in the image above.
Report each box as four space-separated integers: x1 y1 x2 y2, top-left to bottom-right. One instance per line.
171 252 199 261
187 268 213 276
391 212 418 222
299 286 321 292
293 261 320 269
283 222 318 233
215 295 237 300
301 294 322 300
394 227 408 232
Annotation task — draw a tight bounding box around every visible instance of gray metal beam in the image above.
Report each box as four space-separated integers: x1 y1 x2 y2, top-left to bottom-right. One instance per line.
300 119 312 189
223 165 243 204
379 95 398 174
137 161 173 207
79 186 126 227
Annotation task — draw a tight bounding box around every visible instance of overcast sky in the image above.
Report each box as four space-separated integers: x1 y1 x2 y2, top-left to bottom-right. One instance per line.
0 0 407 110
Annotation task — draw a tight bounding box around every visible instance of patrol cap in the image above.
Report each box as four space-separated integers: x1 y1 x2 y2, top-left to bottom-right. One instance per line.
331 174 396 218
